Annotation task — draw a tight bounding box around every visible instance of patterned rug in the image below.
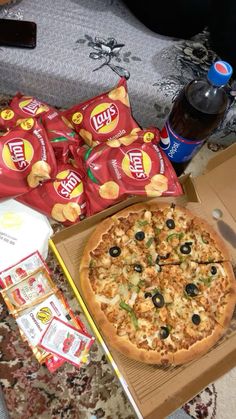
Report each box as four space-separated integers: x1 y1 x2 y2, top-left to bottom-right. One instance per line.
0 94 236 419
0 241 137 419
1 243 236 419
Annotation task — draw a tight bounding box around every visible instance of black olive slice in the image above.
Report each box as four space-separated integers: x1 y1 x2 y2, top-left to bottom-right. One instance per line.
160 253 170 260
210 266 217 275
144 292 152 299
135 231 145 241
166 219 175 229
160 326 169 339
134 264 143 273
152 293 165 308
180 243 191 254
109 246 121 257
185 283 199 297
192 314 201 325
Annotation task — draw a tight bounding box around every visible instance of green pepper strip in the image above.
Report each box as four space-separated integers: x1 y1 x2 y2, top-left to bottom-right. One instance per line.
167 232 184 242
119 300 132 312
147 254 153 266
199 276 213 287
130 311 139 330
119 301 139 329
138 220 148 226
146 237 154 248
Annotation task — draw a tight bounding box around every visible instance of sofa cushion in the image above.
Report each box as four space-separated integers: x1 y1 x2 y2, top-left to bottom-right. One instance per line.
0 0 235 145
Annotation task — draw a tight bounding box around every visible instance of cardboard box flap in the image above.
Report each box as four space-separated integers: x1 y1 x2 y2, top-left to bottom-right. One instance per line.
50 146 236 419
200 143 236 221
205 143 236 173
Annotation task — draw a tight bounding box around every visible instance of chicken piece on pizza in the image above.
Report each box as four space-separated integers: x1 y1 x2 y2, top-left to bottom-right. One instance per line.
149 203 195 264
80 204 158 269
80 263 175 364
182 218 231 263
150 204 230 264
151 265 227 364
180 260 236 328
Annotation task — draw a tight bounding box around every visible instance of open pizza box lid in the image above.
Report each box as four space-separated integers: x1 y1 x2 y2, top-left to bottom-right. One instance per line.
50 143 236 419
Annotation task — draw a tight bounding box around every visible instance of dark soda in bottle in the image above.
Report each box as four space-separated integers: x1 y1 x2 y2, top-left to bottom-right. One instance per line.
159 61 233 176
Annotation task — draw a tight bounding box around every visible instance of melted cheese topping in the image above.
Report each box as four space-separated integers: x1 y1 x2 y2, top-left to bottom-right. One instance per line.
87 206 232 358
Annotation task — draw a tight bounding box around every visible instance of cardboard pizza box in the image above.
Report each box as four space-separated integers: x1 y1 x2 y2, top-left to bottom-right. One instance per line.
50 143 236 419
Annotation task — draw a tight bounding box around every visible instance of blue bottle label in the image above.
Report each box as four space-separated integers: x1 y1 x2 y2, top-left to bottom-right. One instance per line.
160 121 204 163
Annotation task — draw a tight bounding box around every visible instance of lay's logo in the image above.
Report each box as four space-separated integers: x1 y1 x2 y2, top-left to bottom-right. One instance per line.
90 103 119 134
54 170 83 199
122 149 152 180
2 138 34 171
19 98 49 116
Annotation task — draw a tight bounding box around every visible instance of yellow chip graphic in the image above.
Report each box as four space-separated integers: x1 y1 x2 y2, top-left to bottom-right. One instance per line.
19 118 35 131
121 149 151 180
72 112 83 125
61 115 74 129
36 306 52 324
143 131 155 143
150 174 168 192
90 103 119 134
1 109 14 121
54 169 83 199
2 138 34 171
99 181 119 199
19 99 48 115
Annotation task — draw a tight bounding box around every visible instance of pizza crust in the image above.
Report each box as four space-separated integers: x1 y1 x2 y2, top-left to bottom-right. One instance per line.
80 217 116 269
216 261 236 328
79 202 236 365
173 322 225 364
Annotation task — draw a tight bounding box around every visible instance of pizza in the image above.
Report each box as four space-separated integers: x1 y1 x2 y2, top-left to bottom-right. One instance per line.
79 202 236 365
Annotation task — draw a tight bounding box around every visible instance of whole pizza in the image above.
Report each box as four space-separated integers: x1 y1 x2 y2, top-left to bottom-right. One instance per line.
80 202 236 365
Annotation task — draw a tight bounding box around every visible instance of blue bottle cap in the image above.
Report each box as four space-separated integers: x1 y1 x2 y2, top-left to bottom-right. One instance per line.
207 61 233 86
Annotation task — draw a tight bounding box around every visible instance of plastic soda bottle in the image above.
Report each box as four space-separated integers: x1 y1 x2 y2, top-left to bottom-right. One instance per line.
159 61 233 176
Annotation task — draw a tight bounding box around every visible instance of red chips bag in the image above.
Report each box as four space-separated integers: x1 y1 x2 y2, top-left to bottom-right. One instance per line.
78 129 183 216
0 119 57 199
62 78 140 147
41 110 83 164
17 162 87 225
0 93 54 130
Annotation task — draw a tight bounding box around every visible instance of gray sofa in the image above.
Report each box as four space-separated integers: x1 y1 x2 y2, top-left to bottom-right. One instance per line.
0 0 236 146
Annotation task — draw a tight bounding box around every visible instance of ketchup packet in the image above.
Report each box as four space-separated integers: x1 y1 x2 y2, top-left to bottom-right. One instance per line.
0 251 48 289
1 267 57 314
17 161 87 225
39 317 94 368
44 354 66 373
0 119 57 200
41 110 82 164
62 78 140 146
16 291 77 346
22 294 92 370
79 128 183 216
0 93 54 131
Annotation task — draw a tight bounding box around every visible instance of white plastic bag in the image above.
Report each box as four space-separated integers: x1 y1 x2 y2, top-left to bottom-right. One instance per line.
0 199 53 272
